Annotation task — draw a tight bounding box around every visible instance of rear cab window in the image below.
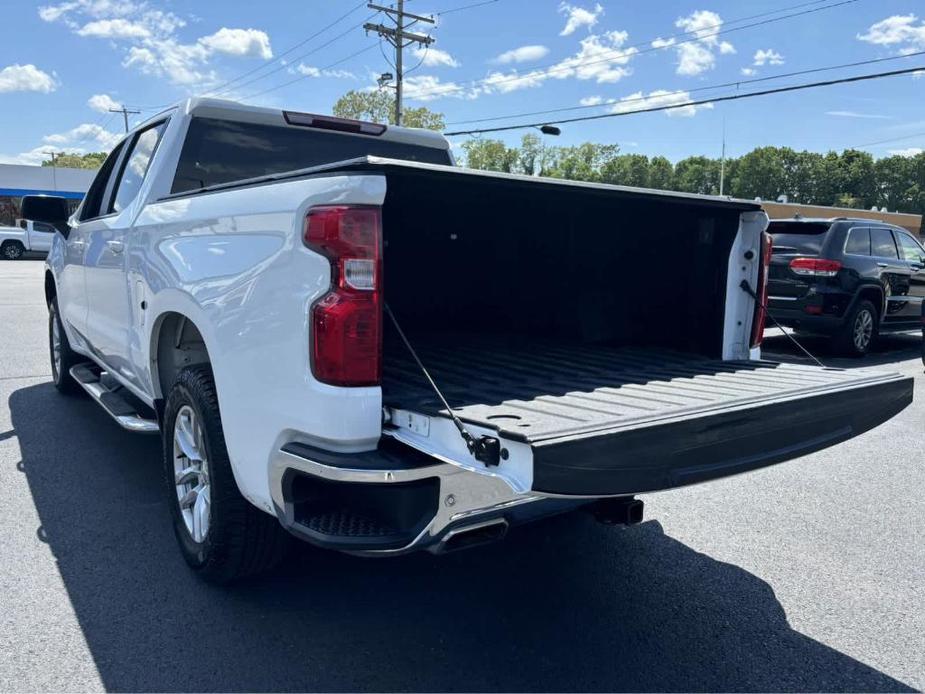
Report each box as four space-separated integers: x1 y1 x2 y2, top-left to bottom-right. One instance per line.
171 117 453 194
767 221 831 255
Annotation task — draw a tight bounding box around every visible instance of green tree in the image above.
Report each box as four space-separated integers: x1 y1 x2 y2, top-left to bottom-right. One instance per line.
729 147 786 200
461 138 519 172
838 149 876 208
648 155 674 191
332 90 445 130
874 155 914 211
543 143 620 182
674 156 721 195
42 152 107 169
600 154 649 187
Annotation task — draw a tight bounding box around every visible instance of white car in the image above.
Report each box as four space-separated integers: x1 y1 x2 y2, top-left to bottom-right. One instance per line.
32 98 912 583
0 218 57 259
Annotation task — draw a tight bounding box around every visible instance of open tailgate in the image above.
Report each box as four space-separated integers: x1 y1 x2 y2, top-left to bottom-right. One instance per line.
382 346 912 497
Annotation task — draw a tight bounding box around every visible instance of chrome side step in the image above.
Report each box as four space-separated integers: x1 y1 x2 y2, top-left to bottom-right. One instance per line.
70 364 160 434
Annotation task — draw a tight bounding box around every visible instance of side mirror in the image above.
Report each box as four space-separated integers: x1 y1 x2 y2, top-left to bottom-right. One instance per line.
21 195 70 236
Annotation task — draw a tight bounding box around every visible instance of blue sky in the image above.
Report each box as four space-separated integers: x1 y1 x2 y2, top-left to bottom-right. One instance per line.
1 0 923 165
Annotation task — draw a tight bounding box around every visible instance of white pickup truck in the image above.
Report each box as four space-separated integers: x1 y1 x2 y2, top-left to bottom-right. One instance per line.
32 98 912 583
1 219 58 259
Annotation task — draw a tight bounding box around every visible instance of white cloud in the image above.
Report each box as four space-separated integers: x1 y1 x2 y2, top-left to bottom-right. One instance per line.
0 64 58 93
558 2 603 36
858 14 925 51
753 48 784 66
411 46 459 68
296 64 356 80
609 89 713 118
87 93 120 112
493 45 549 64
405 29 637 101
740 67 756 76
888 147 923 157
403 74 479 101
579 95 604 106
38 1 274 88
1 121 122 164
651 37 676 49
673 10 735 76
76 17 150 38
826 110 893 119
199 28 272 59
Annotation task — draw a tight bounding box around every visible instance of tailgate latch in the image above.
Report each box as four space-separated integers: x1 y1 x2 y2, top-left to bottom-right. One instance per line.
466 433 501 467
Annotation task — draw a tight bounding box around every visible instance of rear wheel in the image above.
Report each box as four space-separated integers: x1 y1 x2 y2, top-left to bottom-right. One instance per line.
1 241 25 260
836 299 877 357
163 365 289 584
48 299 82 395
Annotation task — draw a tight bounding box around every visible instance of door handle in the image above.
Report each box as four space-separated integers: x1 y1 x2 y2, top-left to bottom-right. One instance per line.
106 239 125 254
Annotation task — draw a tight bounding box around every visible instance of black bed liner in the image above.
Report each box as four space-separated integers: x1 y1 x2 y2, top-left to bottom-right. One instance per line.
382 340 912 496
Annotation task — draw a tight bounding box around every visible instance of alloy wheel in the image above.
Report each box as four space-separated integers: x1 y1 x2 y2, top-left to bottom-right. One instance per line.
853 309 874 352
51 309 62 381
173 405 211 543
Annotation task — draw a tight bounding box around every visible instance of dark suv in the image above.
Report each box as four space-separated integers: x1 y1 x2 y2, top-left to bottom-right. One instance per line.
767 217 925 356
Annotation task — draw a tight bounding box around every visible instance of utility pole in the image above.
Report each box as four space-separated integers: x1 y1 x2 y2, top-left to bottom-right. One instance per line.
42 150 64 190
719 115 727 196
109 105 141 133
364 2 434 126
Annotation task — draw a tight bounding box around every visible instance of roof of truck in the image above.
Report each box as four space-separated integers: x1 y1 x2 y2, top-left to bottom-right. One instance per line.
147 97 450 152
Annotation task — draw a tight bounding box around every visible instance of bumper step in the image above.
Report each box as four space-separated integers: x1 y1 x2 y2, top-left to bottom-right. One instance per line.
70 364 159 434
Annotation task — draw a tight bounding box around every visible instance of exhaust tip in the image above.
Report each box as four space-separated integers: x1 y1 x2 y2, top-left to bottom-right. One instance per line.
590 497 644 526
438 518 509 553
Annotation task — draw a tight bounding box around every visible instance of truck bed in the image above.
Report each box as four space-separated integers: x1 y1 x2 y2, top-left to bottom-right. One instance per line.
382 338 913 495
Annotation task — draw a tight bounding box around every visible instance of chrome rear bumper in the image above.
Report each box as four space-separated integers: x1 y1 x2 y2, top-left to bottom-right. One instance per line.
269 442 575 556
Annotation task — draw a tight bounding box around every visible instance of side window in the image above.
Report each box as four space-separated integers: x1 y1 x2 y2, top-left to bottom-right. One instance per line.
894 231 925 262
78 141 126 221
110 122 167 214
870 227 898 259
32 221 57 233
845 227 870 256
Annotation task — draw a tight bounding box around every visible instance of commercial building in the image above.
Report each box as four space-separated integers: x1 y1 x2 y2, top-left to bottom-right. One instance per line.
0 163 97 227
760 200 923 236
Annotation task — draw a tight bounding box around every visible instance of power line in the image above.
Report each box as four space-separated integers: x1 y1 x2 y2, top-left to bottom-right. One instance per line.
853 131 925 149
109 105 141 133
411 0 861 100
206 1 368 97
434 0 500 15
241 44 379 101
365 1 436 125
445 50 925 126
443 65 925 136
211 10 380 97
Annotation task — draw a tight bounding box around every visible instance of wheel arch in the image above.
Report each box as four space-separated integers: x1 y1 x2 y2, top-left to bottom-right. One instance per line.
855 285 885 322
150 311 214 404
44 270 56 306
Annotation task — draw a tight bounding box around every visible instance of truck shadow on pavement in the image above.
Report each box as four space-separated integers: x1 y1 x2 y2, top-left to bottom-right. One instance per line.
10 381 915 693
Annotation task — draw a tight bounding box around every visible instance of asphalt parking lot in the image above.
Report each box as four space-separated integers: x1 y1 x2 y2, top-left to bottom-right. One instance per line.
1 259 923 692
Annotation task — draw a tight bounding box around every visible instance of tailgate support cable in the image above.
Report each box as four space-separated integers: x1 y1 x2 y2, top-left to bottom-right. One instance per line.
740 280 827 368
384 303 502 467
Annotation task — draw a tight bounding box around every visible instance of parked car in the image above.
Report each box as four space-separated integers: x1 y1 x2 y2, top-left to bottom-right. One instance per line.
767 217 925 356
0 216 61 259
30 98 913 583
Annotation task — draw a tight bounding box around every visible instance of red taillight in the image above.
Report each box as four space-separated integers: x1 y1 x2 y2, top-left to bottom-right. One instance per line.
789 257 842 277
751 231 772 348
304 205 382 386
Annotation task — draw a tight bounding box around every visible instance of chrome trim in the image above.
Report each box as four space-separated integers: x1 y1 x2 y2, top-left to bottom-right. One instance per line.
768 295 799 301
68 366 160 434
269 446 544 556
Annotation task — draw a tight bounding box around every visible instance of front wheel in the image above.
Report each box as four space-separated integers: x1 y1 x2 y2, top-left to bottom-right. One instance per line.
1 241 25 260
49 299 83 395
835 299 878 357
163 366 289 584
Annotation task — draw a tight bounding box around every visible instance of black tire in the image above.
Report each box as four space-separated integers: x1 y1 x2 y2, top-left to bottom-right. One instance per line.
835 299 878 357
2 240 25 260
163 365 290 584
48 298 83 395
